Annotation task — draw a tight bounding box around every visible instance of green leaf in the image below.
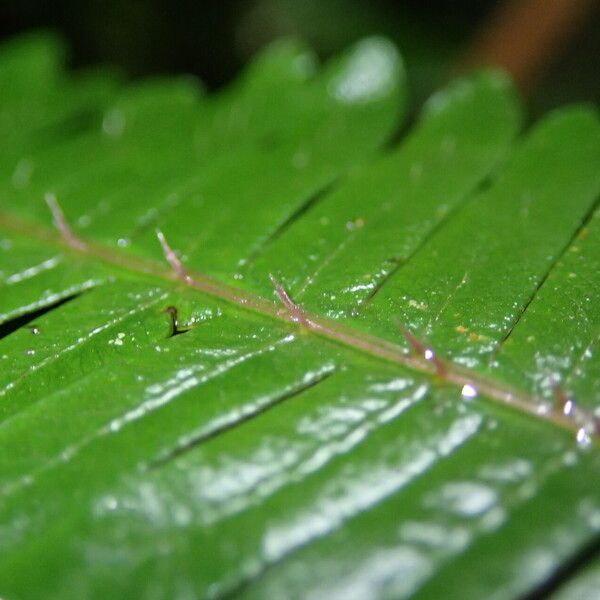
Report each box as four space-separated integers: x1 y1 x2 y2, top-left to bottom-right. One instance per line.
0 33 599 600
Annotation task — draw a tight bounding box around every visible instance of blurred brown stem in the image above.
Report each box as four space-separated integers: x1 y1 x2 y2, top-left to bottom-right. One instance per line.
461 0 599 93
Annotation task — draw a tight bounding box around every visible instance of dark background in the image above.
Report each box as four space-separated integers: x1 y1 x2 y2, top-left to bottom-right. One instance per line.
0 0 598 113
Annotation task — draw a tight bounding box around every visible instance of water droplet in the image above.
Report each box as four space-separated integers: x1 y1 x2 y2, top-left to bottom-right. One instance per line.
461 384 478 399
563 399 575 416
424 349 435 361
576 427 592 448
25 349 35 356
117 238 130 248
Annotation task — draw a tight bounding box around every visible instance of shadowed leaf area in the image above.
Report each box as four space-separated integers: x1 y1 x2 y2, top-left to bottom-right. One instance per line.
0 31 600 600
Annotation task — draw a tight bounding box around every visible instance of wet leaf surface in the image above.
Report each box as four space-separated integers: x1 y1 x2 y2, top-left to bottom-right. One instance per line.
0 33 599 599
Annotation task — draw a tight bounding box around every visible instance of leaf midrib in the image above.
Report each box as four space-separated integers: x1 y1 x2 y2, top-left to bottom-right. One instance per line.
0 205 592 442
